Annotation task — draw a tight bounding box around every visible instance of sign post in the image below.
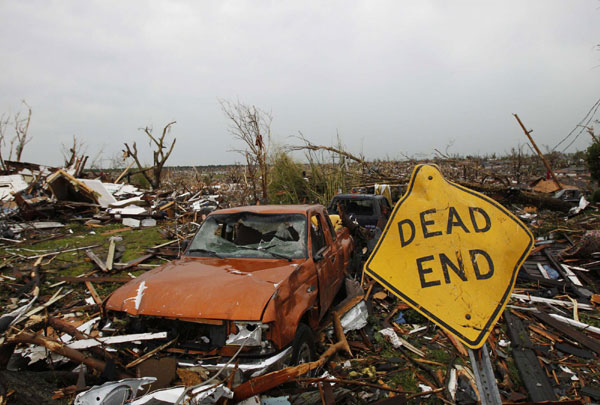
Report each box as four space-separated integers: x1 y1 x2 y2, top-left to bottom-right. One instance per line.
469 343 502 404
365 164 533 401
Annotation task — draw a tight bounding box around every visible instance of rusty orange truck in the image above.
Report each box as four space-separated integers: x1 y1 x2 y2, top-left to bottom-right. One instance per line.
102 204 354 377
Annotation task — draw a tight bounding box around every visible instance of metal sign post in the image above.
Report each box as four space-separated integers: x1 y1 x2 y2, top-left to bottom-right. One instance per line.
468 343 502 405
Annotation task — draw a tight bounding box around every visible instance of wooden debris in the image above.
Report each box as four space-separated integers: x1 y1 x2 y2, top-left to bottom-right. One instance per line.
85 249 107 272
84 281 102 305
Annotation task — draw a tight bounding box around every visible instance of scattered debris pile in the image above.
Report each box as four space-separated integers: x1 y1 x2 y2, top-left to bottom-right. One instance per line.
0 157 598 404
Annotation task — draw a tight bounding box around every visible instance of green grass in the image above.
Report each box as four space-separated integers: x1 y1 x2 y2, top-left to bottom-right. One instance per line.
429 347 452 364
0 222 172 303
579 313 600 329
388 368 418 391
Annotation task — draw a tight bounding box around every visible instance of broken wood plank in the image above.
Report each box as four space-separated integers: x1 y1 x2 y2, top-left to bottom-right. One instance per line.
504 310 556 402
548 313 600 335
125 337 177 369
528 324 561 343
100 227 132 236
114 160 135 184
106 238 116 271
56 276 132 283
511 293 593 311
114 253 154 271
85 249 107 272
13 289 71 326
442 330 468 357
554 342 593 359
84 281 102 305
22 244 101 260
531 311 600 355
298 377 408 395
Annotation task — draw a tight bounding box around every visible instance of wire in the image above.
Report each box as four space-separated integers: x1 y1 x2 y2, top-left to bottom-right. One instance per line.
553 97 600 152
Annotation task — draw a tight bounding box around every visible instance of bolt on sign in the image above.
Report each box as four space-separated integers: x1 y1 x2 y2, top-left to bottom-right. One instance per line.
365 164 534 349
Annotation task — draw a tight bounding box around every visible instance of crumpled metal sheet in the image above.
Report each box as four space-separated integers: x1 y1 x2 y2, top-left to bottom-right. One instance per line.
74 377 156 405
192 346 292 379
340 301 369 332
325 300 369 338
130 384 233 405
226 323 262 346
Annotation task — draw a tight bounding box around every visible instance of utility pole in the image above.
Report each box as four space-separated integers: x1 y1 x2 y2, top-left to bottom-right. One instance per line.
513 114 562 191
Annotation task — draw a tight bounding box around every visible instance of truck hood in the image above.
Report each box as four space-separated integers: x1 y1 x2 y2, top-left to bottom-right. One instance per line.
104 257 304 321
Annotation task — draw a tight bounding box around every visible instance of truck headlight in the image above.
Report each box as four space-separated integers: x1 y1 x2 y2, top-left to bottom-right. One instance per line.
226 322 268 347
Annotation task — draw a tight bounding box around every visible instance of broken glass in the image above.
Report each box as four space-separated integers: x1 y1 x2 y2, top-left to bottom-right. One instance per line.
186 213 308 259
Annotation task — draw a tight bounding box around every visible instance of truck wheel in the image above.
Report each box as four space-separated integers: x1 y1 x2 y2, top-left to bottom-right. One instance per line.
290 323 315 366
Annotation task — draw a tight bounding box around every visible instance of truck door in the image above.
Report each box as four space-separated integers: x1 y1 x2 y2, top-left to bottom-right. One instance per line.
310 212 341 319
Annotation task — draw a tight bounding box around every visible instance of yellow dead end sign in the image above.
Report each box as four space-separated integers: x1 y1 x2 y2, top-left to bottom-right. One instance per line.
365 164 534 349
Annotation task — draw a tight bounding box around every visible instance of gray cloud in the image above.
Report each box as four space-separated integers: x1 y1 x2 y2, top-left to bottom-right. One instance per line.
0 1 598 167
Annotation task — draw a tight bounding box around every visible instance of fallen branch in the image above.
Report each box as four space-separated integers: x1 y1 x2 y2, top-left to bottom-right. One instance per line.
296 377 408 395
8 332 131 378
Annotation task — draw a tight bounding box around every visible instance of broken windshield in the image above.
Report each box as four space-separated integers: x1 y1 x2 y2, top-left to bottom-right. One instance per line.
186 212 308 259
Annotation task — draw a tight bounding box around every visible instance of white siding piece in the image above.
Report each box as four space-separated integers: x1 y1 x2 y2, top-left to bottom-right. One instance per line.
67 332 168 349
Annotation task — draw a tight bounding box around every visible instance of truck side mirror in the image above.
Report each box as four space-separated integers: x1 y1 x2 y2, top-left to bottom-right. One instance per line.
313 251 323 262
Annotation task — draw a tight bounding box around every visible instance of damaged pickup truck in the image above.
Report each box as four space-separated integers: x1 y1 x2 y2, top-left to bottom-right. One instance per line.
101 204 354 378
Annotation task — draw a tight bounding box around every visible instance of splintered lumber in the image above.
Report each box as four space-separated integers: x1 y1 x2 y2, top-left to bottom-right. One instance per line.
115 160 135 184
114 253 154 271
547 313 600 335
13 289 71 326
233 313 352 402
232 357 320 401
298 377 408 395
101 227 132 236
84 281 102 305
531 310 600 355
85 249 107 272
47 317 107 360
442 330 468 357
504 310 556 402
106 238 116 271
23 244 101 260
511 294 593 311
125 337 178 369
56 276 132 283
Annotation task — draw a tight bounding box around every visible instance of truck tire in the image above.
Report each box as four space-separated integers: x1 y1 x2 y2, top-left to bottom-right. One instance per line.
290 323 315 366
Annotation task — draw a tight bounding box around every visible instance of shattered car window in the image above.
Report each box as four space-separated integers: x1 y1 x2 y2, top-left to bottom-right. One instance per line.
330 198 375 216
186 213 308 259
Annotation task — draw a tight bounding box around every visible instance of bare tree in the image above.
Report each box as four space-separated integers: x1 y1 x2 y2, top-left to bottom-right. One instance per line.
123 121 176 189
0 101 33 169
11 101 32 162
60 136 94 176
220 100 271 203
0 114 9 170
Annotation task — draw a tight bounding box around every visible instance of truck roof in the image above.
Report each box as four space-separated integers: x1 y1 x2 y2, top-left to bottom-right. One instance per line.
331 194 385 200
210 204 322 216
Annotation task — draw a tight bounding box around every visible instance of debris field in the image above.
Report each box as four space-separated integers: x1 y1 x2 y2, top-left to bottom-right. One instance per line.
0 156 599 405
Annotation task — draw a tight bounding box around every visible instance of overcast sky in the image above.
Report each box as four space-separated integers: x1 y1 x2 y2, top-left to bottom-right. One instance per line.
0 1 598 167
